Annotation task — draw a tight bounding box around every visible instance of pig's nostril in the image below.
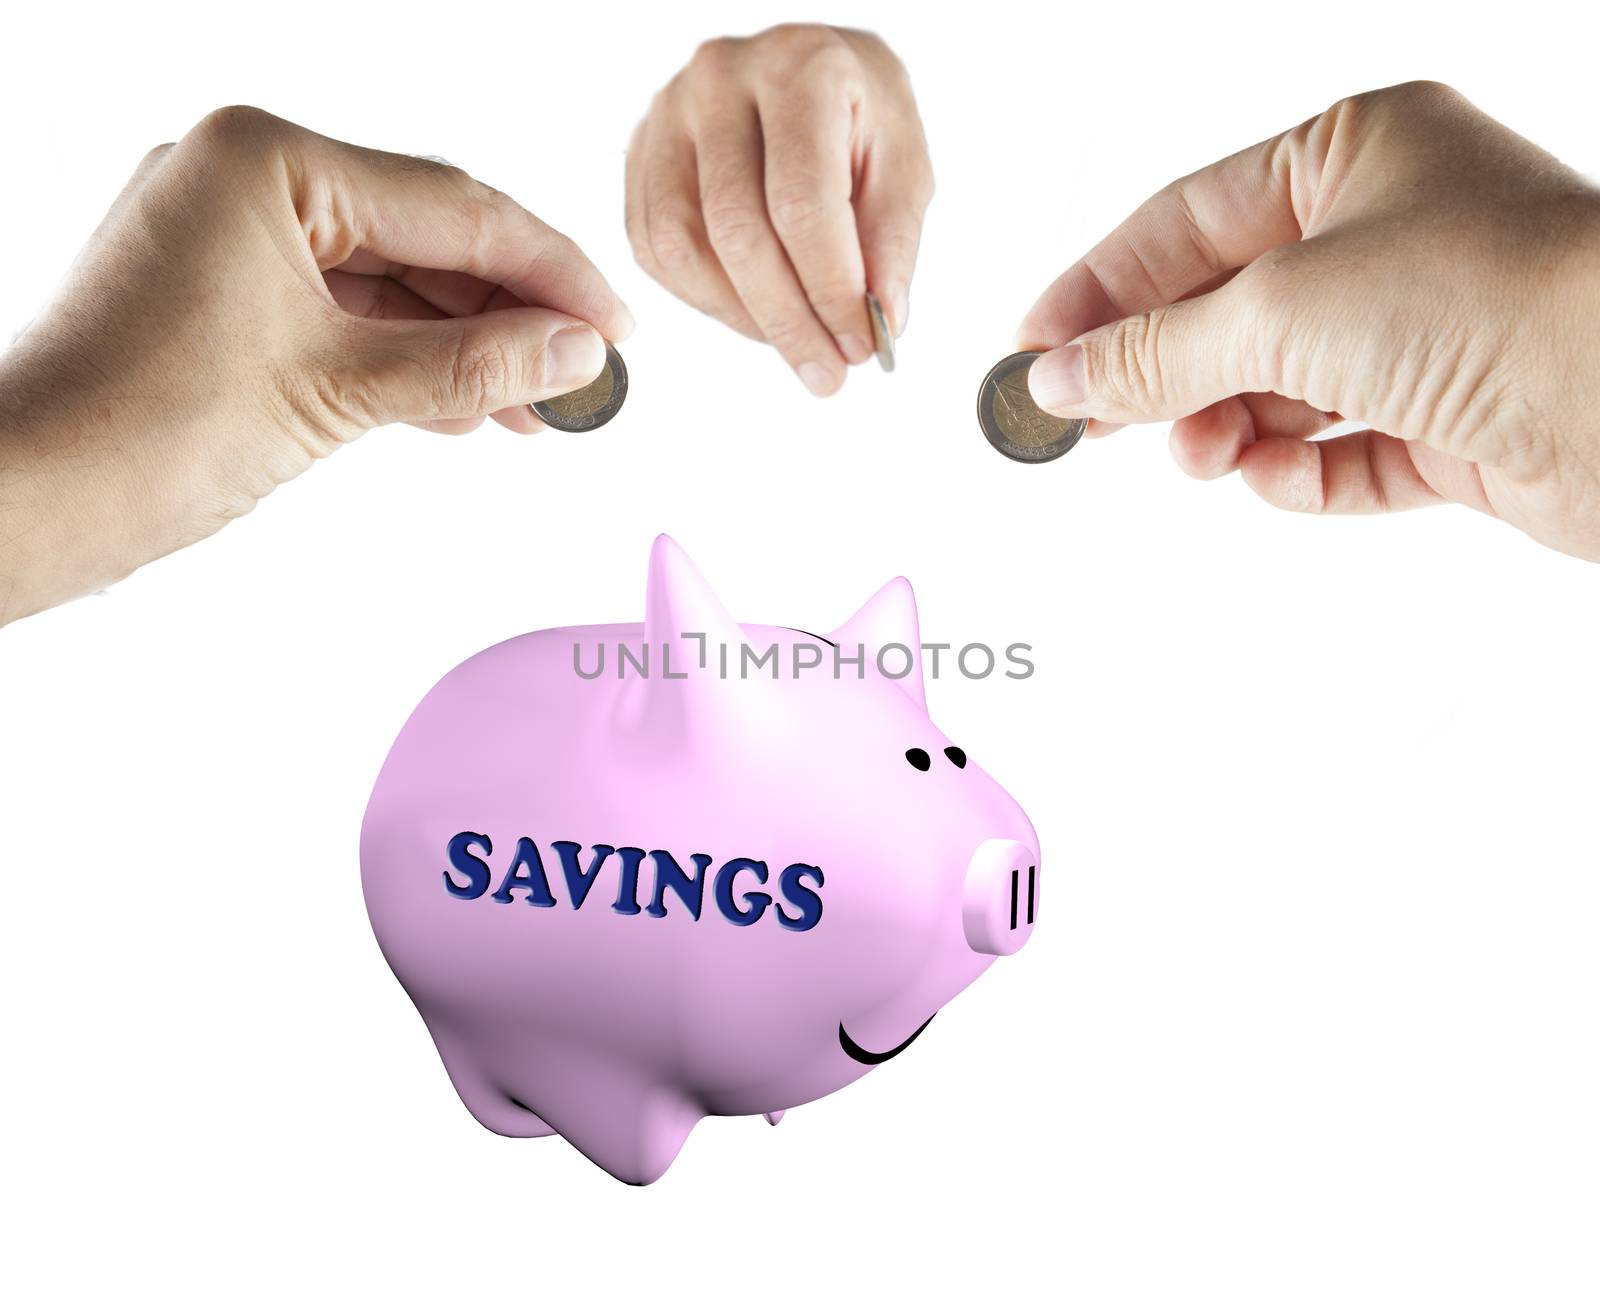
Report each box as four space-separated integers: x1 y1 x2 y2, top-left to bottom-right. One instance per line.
1007 864 1036 930
1011 864 1036 934
963 839 1039 956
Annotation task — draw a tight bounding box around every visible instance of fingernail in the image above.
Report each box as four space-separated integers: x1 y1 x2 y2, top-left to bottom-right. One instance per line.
546 326 606 388
1029 344 1086 414
887 282 909 337
837 333 871 364
798 362 838 397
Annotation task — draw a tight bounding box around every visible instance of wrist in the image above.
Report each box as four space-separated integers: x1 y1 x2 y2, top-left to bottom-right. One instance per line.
0 362 193 626
1545 193 1600 400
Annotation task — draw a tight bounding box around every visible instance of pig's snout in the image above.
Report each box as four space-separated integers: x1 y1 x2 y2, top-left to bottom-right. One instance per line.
961 838 1039 956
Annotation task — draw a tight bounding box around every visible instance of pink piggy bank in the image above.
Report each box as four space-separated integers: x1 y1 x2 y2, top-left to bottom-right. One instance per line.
361 536 1040 1183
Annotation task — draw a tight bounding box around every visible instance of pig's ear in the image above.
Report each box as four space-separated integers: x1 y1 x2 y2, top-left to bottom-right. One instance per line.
618 535 754 742
828 576 926 712
640 534 743 659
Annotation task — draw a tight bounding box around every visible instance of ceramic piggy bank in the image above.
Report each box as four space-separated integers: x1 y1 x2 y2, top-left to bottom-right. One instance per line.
361 536 1040 1183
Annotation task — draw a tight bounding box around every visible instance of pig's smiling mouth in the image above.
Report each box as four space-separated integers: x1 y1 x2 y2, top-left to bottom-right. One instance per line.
837 1014 937 1065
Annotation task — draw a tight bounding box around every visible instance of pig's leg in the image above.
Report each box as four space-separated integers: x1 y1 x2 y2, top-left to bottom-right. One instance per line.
428 1024 558 1138
533 1067 704 1185
495 1099 559 1138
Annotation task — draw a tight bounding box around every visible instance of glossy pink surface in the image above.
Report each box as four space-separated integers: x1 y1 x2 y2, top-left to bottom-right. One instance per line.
361 537 1039 1183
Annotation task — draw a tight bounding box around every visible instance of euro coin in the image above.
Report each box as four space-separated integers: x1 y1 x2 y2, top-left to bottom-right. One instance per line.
977 351 1085 463
532 343 628 432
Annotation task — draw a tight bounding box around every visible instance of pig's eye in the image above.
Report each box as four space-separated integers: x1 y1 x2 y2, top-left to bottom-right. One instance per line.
945 746 967 769
905 748 931 771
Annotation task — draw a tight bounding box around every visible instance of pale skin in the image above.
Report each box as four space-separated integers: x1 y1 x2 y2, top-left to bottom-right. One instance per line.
2 80 1597 633
1019 81 1600 563
0 107 633 627
626 23 935 397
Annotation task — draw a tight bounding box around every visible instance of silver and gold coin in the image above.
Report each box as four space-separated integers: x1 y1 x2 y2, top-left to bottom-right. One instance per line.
532 343 629 432
977 351 1085 464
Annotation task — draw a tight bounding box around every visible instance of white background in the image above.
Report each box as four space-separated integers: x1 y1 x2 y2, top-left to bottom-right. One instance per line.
2 1 1598 1307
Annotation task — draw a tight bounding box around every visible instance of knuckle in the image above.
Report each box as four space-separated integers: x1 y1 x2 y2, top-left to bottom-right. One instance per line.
765 177 830 236
187 104 280 155
762 22 851 65
535 222 579 267
644 216 700 273
1388 79 1468 111
440 326 517 415
435 163 518 227
1091 312 1164 406
780 38 857 93
798 38 859 83
702 199 768 262
1324 89 1373 140
1236 248 1301 324
446 199 494 272
845 27 893 58
810 290 865 328
433 160 480 194
760 21 830 47
455 195 532 281
1335 80 1467 137
687 36 738 77
759 310 818 353
749 25 861 96
868 225 922 276
807 39 861 83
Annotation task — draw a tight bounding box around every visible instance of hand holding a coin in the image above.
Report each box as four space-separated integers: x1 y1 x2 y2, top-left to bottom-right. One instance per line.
626 23 933 395
1015 81 1600 562
0 105 632 626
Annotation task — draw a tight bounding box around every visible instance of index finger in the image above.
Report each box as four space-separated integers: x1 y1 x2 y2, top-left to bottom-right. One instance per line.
293 136 635 344
1014 109 1332 350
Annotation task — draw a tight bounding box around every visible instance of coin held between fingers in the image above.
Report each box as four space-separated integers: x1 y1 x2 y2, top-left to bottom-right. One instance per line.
866 292 895 372
1028 343 1086 412
532 343 629 432
977 351 1085 464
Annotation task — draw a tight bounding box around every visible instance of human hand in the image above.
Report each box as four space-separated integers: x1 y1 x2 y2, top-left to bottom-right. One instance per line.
626 23 933 396
0 106 632 625
1016 82 1600 562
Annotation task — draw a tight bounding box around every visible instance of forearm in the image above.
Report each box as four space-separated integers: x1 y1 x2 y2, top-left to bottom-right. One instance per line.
0 372 194 627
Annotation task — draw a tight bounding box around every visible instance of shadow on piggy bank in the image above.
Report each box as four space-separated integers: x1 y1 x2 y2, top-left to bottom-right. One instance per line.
360 536 1040 1184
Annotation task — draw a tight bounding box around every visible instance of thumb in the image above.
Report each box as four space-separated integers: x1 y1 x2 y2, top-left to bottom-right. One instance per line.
349 308 607 427
1027 283 1256 424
